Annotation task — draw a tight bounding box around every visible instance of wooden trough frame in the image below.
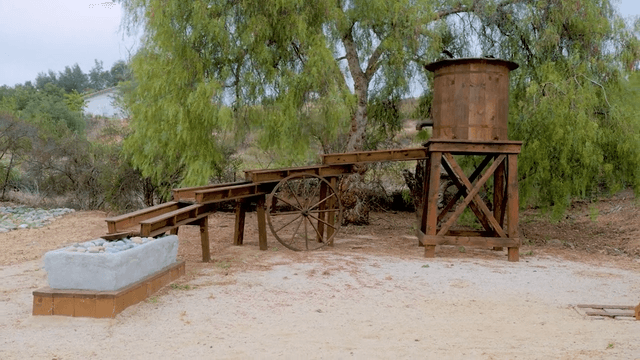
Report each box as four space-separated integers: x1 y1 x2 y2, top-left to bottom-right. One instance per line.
102 143 521 262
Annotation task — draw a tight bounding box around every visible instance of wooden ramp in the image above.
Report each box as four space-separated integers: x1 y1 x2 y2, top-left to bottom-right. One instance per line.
575 304 639 320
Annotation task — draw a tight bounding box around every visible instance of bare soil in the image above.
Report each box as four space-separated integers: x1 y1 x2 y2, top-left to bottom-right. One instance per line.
1 194 639 359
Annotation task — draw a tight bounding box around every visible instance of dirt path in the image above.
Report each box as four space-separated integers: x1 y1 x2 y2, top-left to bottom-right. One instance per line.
0 209 639 359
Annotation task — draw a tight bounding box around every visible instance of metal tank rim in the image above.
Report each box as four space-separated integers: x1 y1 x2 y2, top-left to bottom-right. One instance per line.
425 57 519 72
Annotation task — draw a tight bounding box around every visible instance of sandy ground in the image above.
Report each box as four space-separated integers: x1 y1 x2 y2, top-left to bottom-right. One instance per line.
1 210 639 359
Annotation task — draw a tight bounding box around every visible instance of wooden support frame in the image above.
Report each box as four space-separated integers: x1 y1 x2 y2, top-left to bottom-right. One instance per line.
419 140 521 261
105 201 186 234
244 164 354 183
322 148 429 164
233 199 249 246
172 181 251 202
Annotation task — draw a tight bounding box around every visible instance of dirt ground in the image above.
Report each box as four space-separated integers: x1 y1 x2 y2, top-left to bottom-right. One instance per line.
1 194 639 359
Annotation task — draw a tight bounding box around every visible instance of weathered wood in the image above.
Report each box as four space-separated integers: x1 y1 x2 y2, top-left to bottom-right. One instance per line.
424 151 441 257
418 157 431 247
507 154 520 262
172 181 250 201
584 309 635 317
446 230 496 237
425 139 522 155
437 154 506 236
322 148 429 164
199 216 210 262
245 164 353 183
233 199 248 246
441 154 496 235
105 201 182 233
493 159 506 250
195 183 270 204
418 231 519 248
257 195 268 250
437 155 493 223
102 231 137 241
576 304 635 310
635 302 640 320
139 204 215 237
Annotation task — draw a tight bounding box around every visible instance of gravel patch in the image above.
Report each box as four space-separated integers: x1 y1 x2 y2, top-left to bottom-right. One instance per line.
0 206 74 233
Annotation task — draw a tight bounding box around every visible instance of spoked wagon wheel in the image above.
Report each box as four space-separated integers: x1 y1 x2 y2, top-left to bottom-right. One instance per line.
266 173 342 251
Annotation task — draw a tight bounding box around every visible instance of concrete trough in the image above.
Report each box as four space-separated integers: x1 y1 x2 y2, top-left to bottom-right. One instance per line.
44 235 179 291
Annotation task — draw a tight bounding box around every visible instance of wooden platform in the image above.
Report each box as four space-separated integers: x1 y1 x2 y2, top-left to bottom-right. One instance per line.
576 304 639 320
33 261 185 318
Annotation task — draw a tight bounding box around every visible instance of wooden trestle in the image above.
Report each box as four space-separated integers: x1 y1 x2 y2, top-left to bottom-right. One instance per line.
103 141 521 262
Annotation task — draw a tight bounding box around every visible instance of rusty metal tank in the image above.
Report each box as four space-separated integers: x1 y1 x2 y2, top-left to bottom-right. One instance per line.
425 58 519 141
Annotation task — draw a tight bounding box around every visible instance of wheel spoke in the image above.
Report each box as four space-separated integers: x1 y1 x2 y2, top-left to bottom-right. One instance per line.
275 213 303 233
286 180 305 210
306 216 324 242
273 195 302 211
308 208 338 214
288 216 305 246
304 216 309 250
308 192 336 211
269 209 303 217
307 212 338 230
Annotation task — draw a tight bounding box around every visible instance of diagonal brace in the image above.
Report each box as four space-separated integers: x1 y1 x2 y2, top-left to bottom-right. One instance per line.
441 154 507 238
437 154 506 236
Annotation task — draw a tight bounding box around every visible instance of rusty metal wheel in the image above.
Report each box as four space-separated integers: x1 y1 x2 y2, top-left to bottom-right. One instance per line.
266 173 342 251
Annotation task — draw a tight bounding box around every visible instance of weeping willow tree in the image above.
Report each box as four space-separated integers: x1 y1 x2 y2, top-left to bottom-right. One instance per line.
118 0 639 216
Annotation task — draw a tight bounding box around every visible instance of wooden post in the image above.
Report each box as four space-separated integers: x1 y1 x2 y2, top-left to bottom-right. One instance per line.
316 181 327 243
170 227 179 235
506 154 519 262
493 156 505 251
424 152 441 257
418 157 431 247
199 216 210 262
257 195 268 250
233 199 247 246
326 177 337 246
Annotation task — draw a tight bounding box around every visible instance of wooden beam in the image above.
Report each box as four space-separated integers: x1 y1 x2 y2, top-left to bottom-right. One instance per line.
418 232 519 248
507 154 520 262
322 148 429 165
194 183 272 204
199 216 210 262
257 195 268 250
105 202 184 234
244 164 353 183
172 181 250 201
233 199 248 246
426 140 522 155
424 152 442 257
139 203 215 237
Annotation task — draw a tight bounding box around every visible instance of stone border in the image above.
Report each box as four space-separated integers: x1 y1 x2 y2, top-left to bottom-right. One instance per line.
33 261 185 318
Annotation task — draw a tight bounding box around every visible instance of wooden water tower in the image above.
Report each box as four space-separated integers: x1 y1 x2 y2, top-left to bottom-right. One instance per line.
419 58 522 261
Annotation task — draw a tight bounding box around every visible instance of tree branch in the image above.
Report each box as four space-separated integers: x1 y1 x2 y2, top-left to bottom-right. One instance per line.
436 0 529 19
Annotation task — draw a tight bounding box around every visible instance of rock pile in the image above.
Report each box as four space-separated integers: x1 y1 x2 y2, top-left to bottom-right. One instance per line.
0 206 75 233
65 237 155 254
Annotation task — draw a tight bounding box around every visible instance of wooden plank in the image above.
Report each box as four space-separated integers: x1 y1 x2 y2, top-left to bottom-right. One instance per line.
199 217 210 262
493 159 506 250
419 233 519 248
576 304 635 310
244 164 353 183
233 199 248 246
105 201 183 233
172 181 250 201
322 148 429 165
584 309 635 317
437 154 506 236
446 230 495 237
426 140 522 155
102 231 138 241
257 195 268 250
507 154 520 262
316 181 327 242
195 183 268 204
139 203 215 237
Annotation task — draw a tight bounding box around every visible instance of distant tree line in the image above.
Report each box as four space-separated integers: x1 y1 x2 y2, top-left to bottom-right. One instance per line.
30 60 130 94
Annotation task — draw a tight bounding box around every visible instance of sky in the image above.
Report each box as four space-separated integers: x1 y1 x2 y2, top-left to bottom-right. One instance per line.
1 0 639 88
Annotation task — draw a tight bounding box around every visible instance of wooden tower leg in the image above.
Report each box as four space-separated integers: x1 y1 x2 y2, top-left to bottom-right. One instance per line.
506 154 520 262
423 152 442 257
257 195 268 250
493 157 506 251
233 199 247 246
199 216 210 262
